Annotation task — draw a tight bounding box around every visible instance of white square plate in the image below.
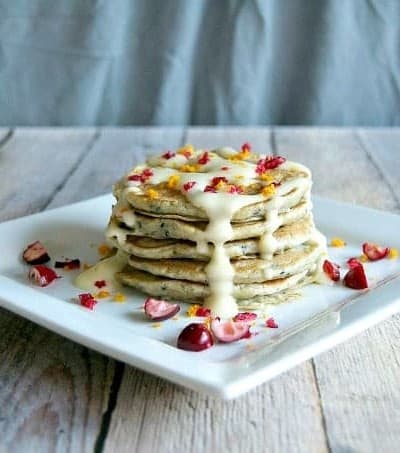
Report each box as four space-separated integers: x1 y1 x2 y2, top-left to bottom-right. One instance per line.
1 195 400 399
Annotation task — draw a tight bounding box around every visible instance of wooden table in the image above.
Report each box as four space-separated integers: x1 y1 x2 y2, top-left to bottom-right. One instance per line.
0 127 399 453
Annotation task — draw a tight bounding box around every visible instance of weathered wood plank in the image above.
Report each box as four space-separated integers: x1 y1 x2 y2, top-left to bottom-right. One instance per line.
274 127 400 453
103 365 327 453
0 128 97 221
0 308 114 452
0 128 117 453
184 126 271 152
274 127 398 212
104 127 328 453
357 128 400 208
48 127 185 208
0 128 11 145
0 128 185 452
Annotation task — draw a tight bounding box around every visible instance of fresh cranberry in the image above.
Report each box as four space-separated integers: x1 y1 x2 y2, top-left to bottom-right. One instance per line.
177 323 214 351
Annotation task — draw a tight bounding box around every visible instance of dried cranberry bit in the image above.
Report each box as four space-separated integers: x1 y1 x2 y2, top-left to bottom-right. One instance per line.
362 242 390 261
211 176 228 186
23 241 51 265
161 151 175 160
28 265 59 287
144 297 180 321
94 280 107 288
183 181 196 192
177 323 214 351
233 312 257 323
55 258 81 270
204 185 217 193
343 264 368 290
221 166 229 171
198 151 210 165
323 259 340 282
241 142 251 152
228 185 243 194
210 319 251 343
256 156 286 174
266 317 278 328
78 293 97 310
127 168 153 183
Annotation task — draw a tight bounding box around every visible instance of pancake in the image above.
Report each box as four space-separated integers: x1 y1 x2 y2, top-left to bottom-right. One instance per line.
107 214 316 260
114 168 311 223
116 266 315 301
126 239 325 284
106 200 311 244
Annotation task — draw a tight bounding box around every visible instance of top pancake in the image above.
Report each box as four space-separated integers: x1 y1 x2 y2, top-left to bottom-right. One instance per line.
113 147 312 223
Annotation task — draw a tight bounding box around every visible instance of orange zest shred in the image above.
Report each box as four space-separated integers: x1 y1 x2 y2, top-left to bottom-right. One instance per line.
167 174 180 189
359 254 368 262
95 290 111 299
389 248 398 259
179 164 201 173
330 237 346 247
229 148 251 161
177 144 194 158
98 243 112 256
83 263 92 270
260 173 275 182
113 293 126 303
151 323 162 328
187 304 201 317
262 184 275 197
146 188 159 199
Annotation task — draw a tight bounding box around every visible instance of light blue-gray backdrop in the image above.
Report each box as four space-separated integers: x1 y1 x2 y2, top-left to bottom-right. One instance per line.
1 0 399 126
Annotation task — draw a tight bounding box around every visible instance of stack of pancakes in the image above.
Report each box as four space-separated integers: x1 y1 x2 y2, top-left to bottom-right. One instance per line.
105 145 327 316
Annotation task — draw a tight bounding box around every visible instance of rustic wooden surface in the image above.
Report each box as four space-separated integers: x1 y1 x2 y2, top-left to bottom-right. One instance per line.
0 127 399 453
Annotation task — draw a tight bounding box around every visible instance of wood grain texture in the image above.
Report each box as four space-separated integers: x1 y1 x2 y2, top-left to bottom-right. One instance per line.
184 126 271 152
0 128 185 453
0 308 114 453
0 128 107 452
357 128 400 209
0 128 97 222
103 364 327 453
275 127 400 453
103 127 328 453
48 127 185 209
1 128 400 453
274 127 398 212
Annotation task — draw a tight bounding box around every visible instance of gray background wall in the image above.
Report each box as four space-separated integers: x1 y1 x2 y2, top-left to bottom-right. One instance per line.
1 0 399 126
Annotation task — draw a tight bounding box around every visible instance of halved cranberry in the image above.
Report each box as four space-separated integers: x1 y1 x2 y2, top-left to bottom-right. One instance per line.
323 259 340 282
362 242 390 261
233 312 257 323
177 323 214 351
344 264 368 290
144 297 180 321
23 241 50 265
28 265 58 287
210 319 250 343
